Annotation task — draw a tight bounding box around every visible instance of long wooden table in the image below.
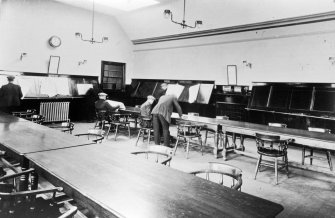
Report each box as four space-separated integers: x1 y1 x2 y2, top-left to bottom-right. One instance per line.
177 114 335 163
26 144 284 218
0 121 94 155
0 118 94 168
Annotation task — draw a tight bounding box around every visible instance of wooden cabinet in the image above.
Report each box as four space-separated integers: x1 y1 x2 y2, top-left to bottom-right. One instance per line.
215 85 249 121
101 61 125 92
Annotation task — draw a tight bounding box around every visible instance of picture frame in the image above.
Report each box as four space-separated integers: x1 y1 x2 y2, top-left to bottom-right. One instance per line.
48 55 60 74
227 65 237 85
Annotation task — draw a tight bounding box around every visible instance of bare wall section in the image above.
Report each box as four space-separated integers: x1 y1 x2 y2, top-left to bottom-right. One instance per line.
0 0 134 83
133 20 335 86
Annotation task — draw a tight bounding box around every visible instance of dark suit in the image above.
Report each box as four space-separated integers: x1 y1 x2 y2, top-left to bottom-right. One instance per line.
0 83 23 113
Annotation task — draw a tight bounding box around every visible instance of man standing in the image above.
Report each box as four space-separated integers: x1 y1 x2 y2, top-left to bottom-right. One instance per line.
0 75 23 113
151 94 183 147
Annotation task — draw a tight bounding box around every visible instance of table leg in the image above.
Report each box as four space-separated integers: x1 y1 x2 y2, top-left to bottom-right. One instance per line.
221 131 227 161
213 131 223 159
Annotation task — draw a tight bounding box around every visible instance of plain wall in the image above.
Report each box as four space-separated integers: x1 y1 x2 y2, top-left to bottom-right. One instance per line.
0 0 134 83
133 20 335 86
1 0 335 87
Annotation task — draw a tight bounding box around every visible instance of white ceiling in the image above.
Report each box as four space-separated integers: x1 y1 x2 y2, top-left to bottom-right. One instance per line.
53 0 176 16
53 0 335 40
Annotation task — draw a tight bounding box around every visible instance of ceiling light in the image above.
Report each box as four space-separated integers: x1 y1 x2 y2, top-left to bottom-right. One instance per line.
75 0 108 44
164 0 202 29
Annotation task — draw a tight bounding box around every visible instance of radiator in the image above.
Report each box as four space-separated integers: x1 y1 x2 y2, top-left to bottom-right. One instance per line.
40 102 70 123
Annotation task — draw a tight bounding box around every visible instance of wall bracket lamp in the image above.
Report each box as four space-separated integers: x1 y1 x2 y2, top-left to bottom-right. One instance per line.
20 53 27 61
243 60 252 68
78 60 87 65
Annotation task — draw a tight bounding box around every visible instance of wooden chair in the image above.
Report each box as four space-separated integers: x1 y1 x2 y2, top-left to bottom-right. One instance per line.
131 145 173 166
189 162 243 191
27 114 45 124
93 110 108 129
268 123 287 148
135 116 154 146
106 113 131 140
12 109 36 118
75 129 105 143
0 170 77 218
254 133 293 185
48 120 75 134
303 127 333 171
0 154 77 218
173 121 203 159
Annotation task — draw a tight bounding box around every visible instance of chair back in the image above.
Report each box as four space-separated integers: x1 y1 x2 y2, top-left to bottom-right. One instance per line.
190 162 243 190
88 129 105 136
30 115 45 124
12 109 36 118
176 121 202 137
0 167 77 217
255 133 291 156
96 110 108 121
308 127 331 134
131 145 173 166
108 113 130 123
268 123 287 128
139 116 153 128
75 129 105 143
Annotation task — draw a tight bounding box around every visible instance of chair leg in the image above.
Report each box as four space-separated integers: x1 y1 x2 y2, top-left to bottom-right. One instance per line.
310 149 314 165
285 153 289 177
114 125 119 141
135 129 142 146
275 158 278 185
199 136 203 156
128 124 131 139
326 150 333 171
254 155 262 179
173 137 180 156
106 124 112 139
240 135 245 151
302 147 305 165
186 139 190 159
148 129 151 144
204 130 208 145
94 121 99 129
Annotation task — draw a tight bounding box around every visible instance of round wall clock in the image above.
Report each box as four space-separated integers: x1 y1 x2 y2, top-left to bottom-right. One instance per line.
49 36 62 48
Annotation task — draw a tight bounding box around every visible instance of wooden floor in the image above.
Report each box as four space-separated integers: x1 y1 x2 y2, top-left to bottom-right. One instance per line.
63 122 335 218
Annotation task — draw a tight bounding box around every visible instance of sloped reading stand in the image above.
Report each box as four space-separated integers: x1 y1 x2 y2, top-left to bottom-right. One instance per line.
130 79 215 117
247 82 335 131
0 71 99 121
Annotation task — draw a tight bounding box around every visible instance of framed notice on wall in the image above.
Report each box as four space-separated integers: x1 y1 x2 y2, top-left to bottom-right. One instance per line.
48 55 60 74
227 65 237 85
